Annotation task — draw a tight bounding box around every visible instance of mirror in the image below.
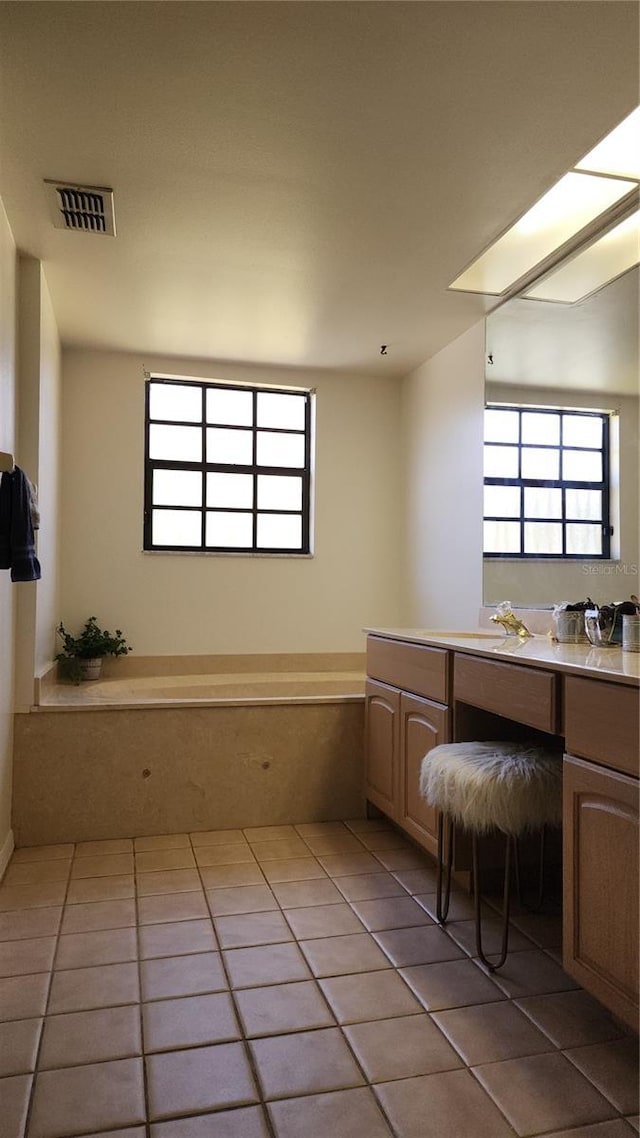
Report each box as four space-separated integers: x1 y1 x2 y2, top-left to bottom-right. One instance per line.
483 266 639 607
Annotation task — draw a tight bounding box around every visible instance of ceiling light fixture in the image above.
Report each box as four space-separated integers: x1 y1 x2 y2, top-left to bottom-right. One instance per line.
575 106 640 181
524 209 640 303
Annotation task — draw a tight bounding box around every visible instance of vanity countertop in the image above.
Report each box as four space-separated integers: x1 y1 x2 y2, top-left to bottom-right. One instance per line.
364 628 640 686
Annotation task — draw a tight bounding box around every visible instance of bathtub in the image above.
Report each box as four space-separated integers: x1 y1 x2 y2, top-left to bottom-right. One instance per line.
16 654 366 845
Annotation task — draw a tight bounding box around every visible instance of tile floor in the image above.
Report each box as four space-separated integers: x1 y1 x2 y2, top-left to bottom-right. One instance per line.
0 819 637 1138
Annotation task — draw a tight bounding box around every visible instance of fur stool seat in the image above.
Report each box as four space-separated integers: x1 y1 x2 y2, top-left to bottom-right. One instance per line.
420 740 562 971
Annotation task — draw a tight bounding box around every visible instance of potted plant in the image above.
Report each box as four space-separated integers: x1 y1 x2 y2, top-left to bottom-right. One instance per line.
55 616 132 683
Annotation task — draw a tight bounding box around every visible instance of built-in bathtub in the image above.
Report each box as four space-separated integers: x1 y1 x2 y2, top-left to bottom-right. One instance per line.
14 654 366 846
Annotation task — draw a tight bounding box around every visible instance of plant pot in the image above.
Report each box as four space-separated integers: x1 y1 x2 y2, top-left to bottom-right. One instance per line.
78 657 103 681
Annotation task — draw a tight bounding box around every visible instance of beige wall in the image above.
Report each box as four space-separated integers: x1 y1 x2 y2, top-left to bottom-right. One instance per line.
401 321 485 627
61 350 403 654
0 201 17 872
484 383 640 607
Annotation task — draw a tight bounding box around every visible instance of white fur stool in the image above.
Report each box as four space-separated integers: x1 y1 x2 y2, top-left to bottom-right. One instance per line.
420 741 562 971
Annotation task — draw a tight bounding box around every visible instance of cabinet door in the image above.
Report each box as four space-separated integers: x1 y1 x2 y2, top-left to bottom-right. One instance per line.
365 680 400 820
399 691 450 858
563 754 639 1031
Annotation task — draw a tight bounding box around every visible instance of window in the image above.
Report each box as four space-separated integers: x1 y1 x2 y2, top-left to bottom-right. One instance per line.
483 405 611 558
144 378 312 553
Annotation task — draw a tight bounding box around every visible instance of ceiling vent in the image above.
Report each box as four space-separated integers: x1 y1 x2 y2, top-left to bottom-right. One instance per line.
44 180 116 236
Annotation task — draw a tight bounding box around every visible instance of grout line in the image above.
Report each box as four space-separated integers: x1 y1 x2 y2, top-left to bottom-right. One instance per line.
132 850 152 1138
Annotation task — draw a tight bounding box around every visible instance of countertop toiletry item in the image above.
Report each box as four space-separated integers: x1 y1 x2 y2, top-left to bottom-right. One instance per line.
622 614 640 653
490 602 532 638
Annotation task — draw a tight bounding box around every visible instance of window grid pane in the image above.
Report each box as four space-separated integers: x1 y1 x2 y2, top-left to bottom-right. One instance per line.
145 379 311 552
483 405 610 558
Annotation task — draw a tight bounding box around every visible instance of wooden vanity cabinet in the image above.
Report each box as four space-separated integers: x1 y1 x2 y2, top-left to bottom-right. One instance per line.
364 679 400 820
398 693 450 858
563 677 639 1031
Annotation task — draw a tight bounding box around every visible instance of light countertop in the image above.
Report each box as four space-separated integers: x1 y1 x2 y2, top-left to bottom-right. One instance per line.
365 628 640 686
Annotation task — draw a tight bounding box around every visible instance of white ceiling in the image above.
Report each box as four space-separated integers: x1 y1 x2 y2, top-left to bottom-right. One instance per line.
0 2 637 378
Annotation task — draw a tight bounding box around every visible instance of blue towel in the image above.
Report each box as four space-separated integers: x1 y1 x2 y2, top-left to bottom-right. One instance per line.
0 466 41 582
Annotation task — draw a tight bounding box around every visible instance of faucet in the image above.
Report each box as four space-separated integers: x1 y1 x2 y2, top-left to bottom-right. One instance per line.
490 604 532 638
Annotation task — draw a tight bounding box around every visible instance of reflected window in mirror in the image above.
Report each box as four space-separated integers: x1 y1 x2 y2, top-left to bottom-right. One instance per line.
483 404 613 558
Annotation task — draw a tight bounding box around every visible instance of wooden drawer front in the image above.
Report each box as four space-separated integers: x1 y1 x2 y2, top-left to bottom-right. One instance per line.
564 677 639 778
367 637 448 704
563 754 639 1029
454 653 558 733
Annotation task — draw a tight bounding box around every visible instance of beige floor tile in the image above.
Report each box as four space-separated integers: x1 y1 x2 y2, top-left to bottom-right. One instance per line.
357 831 412 851
350 895 432 932
71 853 134 879
143 991 240 1051
48 961 140 1013
0 1073 32 1138
195 844 256 867
299 932 392 978
136 869 202 896
146 1042 258 1119
535 1123 640 1138
135 848 196 873
134 833 191 851
446 916 534 958
139 918 216 959
0 1017 42 1076
374 848 431 872
141 951 227 1001
214 911 293 950
75 838 134 857
243 825 298 842
490 949 580 999
207 885 278 917
12 844 74 863
270 879 344 909
565 1039 640 1115
433 999 556 1065
284 903 365 940
138 891 209 925
261 858 327 883
224 943 311 989
268 1086 393 1138
150 1105 270 1138
0 907 61 942
0 935 56 978
0 881 66 911
400 959 505 1011
250 1026 364 1099
344 819 393 834
78 1130 146 1138
319 969 423 1024
334 873 406 902
295 822 349 837
235 980 335 1037
66 875 135 904
373 925 465 967
317 852 383 877
374 1068 515 1138
344 1013 463 1081
39 1005 141 1069
29 1057 145 1138
200 864 266 889
190 829 249 847
3 860 71 886
250 838 310 862
391 867 444 894
414 891 480 921
301 834 365 855
0 973 49 1022
510 911 563 951
516 990 627 1049
60 898 137 934
55 927 138 970
474 1051 617 1135
625 1119 640 1134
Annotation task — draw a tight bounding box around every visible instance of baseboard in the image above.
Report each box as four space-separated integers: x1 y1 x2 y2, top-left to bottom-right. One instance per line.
0 828 15 881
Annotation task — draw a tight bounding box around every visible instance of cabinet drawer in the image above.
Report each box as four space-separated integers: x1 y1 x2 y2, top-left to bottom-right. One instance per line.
367 636 449 704
454 653 559 733
564 677 639 778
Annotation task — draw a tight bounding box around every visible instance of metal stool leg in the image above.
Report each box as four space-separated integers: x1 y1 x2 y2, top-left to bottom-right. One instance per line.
436 813 454 924
473 831 512 972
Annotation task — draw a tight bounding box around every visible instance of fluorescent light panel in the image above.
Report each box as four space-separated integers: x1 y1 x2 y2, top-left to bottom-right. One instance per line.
525 210 640 302
576 107 640 181
449 172 636 295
